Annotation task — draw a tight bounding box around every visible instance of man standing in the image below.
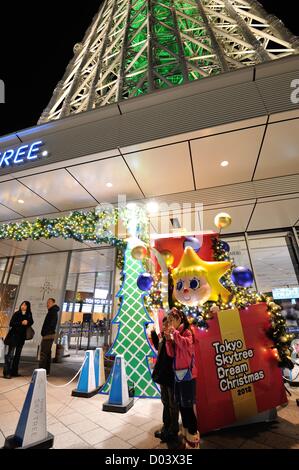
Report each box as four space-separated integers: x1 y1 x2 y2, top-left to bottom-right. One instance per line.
39 298 60 376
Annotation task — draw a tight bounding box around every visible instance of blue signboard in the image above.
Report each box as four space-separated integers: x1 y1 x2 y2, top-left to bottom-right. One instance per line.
0 140 46 169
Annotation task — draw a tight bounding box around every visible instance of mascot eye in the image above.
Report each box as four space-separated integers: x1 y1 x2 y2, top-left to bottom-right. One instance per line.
190 278 200 290
176 280 184 291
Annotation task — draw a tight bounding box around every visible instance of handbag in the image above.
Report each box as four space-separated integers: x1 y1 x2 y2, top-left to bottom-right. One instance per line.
26 326 35 341
174 352 194 383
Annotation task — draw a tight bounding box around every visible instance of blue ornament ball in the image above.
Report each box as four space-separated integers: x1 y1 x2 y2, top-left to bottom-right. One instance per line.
231 267 254 288
221 241 230 253
183 236 201 253
137 273 154 292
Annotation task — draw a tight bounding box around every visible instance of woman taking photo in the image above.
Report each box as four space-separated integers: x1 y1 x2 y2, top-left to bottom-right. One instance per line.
3 301 34 379
165 308 199 449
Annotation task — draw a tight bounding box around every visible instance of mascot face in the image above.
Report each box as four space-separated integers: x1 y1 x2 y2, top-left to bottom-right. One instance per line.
171 246 232 306
174 275 212 307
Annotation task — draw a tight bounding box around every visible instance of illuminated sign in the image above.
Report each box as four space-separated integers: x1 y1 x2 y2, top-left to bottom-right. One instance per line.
0 141 46 169
272 287 299 300
85 298 111 306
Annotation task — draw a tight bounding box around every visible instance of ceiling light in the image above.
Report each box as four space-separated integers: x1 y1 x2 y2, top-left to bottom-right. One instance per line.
221 161 229 167
146 201 159 215
106 183 113 188
18 199 25 204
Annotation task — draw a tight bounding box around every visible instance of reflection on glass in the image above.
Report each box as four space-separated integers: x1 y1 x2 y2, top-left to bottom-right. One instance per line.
0 257 26 338
248 235 299 293
60 248 115 351
0 258 7 284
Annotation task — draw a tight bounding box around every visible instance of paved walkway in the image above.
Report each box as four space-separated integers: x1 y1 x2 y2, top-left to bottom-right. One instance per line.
0 360 298 449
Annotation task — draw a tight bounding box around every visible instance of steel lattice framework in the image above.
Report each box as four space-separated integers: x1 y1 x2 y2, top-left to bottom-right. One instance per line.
39 0 299 123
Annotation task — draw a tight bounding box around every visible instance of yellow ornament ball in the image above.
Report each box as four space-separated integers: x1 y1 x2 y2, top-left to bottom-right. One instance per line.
214 213 232 230
131 244 147 260
279 336 288 343
161 250 175 267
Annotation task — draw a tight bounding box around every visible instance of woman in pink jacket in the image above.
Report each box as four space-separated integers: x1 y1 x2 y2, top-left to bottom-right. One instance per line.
165 308 199 449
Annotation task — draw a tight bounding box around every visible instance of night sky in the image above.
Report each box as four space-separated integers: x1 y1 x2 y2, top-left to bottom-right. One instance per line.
0 1 298 136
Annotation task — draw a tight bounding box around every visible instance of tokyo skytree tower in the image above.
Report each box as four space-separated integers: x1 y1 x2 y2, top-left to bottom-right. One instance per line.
39 0 299 123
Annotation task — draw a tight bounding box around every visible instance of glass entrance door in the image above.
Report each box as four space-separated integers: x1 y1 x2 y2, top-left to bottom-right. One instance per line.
59 248 115 354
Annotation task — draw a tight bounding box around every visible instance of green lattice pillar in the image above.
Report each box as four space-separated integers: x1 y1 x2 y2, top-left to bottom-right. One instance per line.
101 240 160 398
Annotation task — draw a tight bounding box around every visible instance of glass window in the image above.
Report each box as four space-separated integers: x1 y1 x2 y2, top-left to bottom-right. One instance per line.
0 257 26 340
61 248 116 352
220 236 256 289
15 252 69 356
248 234 299 294
0 258 7 284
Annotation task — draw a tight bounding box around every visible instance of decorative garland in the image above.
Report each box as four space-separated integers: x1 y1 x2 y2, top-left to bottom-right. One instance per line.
0 206 150 271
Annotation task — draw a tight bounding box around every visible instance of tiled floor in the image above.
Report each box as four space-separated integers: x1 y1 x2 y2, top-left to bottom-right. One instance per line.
0 360 299 449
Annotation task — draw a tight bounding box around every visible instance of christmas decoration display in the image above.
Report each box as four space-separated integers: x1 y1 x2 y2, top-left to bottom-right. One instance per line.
0 206 149 246
131 244 148 261
172 246 231 306
137 273 154 292
211 237 294 370
160 250 174 268
148 233 293 371
101 241 159 398
183 236 201 252
231 267 254 288
214 212 232 230
0 201 293 388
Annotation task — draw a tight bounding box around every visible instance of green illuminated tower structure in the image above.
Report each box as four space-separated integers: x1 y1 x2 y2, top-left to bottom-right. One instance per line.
39 0 299 123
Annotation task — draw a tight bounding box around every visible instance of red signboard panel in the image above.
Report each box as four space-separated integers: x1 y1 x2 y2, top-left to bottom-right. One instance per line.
194 303 287 434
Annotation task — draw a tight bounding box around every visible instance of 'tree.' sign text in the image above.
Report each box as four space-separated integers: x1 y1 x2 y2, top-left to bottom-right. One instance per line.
0 141 46 169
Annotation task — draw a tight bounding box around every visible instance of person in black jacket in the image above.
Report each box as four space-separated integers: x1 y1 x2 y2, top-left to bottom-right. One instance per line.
151 316 179 444
3 301 34 379
39 298 60 376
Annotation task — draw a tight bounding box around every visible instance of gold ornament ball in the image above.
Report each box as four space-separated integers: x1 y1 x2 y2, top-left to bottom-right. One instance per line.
279 335 288 343
161 250 175 267
131 244 147 260
214 213 232 230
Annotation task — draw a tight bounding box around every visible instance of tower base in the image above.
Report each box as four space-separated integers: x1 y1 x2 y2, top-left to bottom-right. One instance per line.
3 432 54 449
72 386 101 398
103 398 134 414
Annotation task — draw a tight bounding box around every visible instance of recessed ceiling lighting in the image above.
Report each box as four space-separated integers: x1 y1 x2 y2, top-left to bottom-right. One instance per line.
221 161 229 167
18 199 25 204
106 183 113 188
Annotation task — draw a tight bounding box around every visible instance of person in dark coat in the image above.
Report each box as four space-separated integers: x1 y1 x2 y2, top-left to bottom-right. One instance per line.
39 298 60 376
151 316 179 444
3 301 34 379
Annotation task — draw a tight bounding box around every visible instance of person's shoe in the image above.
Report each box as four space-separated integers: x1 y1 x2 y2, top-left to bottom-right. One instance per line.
11 373 22 377
185 431 200 449
154 430 179 443
3 374 11 379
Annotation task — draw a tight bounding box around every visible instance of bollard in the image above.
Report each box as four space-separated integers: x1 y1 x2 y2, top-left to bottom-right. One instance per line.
3 369 54 449
72 350 100 398
103 355 134 413
94 347 105 389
